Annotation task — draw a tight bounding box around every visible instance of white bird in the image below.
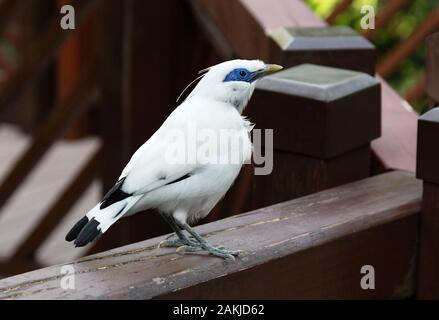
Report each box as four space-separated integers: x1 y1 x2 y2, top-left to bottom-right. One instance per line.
66 59 283 259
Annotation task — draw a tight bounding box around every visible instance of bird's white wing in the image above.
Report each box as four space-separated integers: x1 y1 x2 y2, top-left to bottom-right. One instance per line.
120 135 200 196
118 105 202 197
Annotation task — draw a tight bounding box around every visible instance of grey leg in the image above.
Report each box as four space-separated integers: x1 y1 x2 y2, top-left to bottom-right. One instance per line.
158 214 199 248
175 220 241 260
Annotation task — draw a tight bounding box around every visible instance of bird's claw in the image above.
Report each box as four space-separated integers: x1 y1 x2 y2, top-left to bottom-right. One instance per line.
158 237 198 248
176 244 242 260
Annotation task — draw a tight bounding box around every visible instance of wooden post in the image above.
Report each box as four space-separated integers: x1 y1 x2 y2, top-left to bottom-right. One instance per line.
417 32 439 299
269 26 376 75
248 64 381 208
417 108 439 299
426 32 439 107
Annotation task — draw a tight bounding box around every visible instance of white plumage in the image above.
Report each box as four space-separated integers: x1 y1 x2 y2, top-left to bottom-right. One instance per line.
66 59 282 259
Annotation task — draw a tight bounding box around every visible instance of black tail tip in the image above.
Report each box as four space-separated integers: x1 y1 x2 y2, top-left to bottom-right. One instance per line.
65 216 89 242
73 218 102 247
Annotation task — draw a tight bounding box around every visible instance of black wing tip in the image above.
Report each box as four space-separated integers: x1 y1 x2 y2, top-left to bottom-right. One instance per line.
73 218 102 247
100 177 132 210
65 216 89 242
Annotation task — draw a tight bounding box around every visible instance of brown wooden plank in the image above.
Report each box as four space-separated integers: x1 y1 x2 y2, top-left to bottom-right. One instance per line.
0 171 421 299
371 77 418 172
0 68 98 212
11 147 102 262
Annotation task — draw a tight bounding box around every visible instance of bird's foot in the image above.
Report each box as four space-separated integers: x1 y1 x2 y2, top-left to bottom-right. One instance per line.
177 243 242 260
158 233 198 248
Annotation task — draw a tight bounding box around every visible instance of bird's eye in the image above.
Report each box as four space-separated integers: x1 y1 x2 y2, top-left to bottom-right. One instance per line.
239 70 247 77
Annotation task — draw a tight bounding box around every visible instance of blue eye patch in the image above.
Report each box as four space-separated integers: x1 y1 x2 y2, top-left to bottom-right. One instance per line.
223 68 259 83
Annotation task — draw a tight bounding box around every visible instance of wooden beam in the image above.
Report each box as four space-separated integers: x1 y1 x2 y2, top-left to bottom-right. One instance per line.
0 68 98 212
0 171 421 299
0 0 100 121
11 147 102 262
326 0 353 24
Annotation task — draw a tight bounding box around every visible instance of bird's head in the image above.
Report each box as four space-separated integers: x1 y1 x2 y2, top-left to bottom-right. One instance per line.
185 59 283 113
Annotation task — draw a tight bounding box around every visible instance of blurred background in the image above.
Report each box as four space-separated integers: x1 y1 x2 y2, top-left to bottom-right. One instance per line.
306 0 438 113
0 0 437 279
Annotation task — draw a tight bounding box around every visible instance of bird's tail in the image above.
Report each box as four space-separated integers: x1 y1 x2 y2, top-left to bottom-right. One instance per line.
65 195 142 247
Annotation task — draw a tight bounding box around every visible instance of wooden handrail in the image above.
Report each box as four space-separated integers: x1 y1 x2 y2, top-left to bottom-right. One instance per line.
0 171 420 299
0 0 100 121
0 67 98 212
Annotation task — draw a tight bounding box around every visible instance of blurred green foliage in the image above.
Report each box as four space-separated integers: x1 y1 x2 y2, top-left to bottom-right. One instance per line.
305 0 438 113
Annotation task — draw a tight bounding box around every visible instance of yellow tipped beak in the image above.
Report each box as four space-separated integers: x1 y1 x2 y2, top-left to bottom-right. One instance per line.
264 64 283 75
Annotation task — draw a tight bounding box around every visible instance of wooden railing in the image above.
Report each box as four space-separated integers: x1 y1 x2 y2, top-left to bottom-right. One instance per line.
0 0 436 299
0 170 421 299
